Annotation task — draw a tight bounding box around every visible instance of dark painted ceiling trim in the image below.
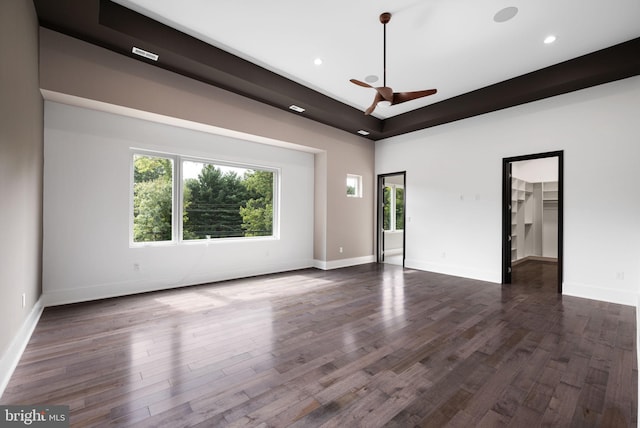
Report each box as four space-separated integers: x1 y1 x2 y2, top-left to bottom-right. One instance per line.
34 0 640 141
384 38 640 138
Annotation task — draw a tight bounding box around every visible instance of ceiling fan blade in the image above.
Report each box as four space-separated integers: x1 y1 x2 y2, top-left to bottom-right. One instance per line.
375 86 394 103
350 79 373 88
365 92 384 115
392 89 437 105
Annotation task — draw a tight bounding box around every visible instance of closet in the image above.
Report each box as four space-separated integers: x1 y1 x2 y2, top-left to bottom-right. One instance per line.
510 159 558 264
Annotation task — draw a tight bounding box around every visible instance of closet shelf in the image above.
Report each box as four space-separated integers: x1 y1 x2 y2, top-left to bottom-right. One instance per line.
511 177 558 262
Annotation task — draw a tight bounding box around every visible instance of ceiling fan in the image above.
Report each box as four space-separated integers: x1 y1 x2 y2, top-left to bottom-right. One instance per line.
350 12 437 115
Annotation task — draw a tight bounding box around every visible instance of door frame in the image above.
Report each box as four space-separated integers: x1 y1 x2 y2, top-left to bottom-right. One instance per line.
502 151 563 292
377 171 406 267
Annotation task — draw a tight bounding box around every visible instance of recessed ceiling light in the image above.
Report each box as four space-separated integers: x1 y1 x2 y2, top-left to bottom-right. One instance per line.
544 35 557 44
493 6 518 23
289 105 305 113
314 58 323 66
357 130 370 136
132 46 159 61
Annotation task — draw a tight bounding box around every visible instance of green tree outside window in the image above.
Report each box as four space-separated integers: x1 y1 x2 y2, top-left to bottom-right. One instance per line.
133 154 275 243
382 185 404 232
133 155 173 242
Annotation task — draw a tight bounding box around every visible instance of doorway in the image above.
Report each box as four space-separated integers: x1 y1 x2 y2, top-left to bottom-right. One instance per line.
377 172 406 266
502 151 563 292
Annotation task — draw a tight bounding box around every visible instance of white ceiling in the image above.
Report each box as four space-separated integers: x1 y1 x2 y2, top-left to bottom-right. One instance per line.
113 0 640 119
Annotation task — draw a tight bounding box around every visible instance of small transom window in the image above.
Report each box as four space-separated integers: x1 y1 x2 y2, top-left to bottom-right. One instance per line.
347 174 363 198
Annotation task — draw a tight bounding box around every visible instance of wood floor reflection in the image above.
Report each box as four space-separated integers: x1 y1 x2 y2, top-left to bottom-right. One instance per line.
2 262 637 427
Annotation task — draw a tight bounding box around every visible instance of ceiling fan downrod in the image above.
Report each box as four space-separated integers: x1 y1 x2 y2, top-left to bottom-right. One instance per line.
381 12 391 88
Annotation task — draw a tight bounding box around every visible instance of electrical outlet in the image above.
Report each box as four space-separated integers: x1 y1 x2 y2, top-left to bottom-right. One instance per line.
133 263 140 272
616 272 625 280
339 247 343 254
21 293 26 308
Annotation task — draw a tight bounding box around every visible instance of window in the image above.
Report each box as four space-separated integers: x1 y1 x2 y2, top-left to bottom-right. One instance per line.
132 154 174 243
346 174 363 198
383 184 404 231
182 160 274 240
132 151 276 244
395 187 404 230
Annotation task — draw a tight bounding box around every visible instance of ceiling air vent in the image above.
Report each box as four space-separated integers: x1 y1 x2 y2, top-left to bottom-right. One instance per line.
132 46 159 61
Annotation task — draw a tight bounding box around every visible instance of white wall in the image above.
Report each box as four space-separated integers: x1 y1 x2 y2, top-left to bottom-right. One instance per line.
43 102 315 305
512 157 558 183
384 231 404 253
376 76 640 305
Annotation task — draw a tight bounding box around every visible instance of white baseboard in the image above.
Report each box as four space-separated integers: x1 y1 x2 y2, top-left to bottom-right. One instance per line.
563 282 637 307
0 298 44 399
383 248 403 256
313 255 375 270
404 258 500 283
43 260 314 307
512 256 557 266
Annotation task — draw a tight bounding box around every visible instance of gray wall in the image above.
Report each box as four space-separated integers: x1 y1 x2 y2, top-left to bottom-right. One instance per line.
0 1 43 362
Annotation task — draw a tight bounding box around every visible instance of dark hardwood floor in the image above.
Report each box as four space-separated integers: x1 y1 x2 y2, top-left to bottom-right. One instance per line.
2 261 637 427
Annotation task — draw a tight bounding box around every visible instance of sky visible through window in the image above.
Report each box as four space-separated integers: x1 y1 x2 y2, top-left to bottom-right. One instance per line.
183 161 251 180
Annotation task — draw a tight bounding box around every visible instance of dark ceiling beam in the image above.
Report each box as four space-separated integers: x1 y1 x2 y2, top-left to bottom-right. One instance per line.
383 38 640 139
33 0 640 142
96 0 382 138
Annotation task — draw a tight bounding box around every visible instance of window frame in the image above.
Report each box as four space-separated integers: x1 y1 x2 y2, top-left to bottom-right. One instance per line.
130 149 280 247
130 150 178 247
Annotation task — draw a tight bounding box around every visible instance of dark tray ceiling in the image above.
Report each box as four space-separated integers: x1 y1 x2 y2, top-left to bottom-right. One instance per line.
34 0 640 141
